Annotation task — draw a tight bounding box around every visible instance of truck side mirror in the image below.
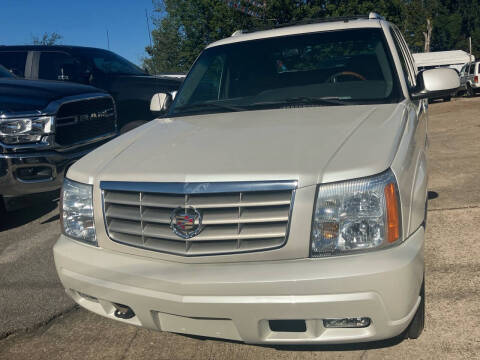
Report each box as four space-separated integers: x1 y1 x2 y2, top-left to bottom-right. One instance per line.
150 92 172 112
411 68 460 100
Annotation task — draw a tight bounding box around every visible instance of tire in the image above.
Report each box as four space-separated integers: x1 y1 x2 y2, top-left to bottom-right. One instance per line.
120 120 148 134
466 84 475 97
443 96 451 102
406 280 425 339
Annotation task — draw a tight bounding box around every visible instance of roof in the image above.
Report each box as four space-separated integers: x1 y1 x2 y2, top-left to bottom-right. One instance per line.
206 18 385 49
413 50 475 67
0 45 111 53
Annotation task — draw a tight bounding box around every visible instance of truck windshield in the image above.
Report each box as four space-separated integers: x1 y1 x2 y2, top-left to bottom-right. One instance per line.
170 28 402 116
79 49 146 76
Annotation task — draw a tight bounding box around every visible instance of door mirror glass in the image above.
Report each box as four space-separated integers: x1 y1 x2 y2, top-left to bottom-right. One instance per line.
411 68 460 100
150 92 172 112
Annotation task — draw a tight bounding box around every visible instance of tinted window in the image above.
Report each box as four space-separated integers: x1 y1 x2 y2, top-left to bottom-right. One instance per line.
171 29 402 117
79 49 145 76
469 64 475 75
39 52 82 82
0 51 27 77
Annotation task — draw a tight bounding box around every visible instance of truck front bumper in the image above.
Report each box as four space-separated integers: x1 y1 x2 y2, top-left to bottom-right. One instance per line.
0 141 112 208
54 227 424 345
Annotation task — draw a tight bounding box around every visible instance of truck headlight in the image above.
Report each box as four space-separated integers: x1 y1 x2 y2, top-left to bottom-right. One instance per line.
61 178 97 245
311 170 401 257
0 116 53 144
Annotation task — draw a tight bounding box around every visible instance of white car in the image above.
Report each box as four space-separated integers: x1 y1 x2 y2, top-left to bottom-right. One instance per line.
54 13 459 344
459 61 479 96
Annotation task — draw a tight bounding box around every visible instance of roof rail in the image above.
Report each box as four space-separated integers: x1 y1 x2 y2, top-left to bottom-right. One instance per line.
368 12 385 20
231 30 244 37
242 14 379 34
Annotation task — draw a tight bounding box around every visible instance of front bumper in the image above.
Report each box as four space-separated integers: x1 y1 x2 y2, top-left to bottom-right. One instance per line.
0 142 110 199
54 227 424 345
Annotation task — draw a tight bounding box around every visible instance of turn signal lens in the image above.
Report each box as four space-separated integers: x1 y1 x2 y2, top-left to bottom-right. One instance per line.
384 183 400 243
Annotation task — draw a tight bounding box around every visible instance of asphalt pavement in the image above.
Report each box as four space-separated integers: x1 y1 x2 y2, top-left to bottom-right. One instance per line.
0 97 479 360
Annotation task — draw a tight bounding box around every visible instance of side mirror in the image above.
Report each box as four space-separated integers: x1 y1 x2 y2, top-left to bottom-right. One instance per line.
150 92 172 112
411 68 460 100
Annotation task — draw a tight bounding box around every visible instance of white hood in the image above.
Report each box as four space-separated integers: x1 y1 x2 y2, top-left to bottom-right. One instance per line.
69 103 406 187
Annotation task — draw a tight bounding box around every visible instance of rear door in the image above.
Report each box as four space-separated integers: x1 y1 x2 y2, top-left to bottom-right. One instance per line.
0 51 29 77
37 51 87 84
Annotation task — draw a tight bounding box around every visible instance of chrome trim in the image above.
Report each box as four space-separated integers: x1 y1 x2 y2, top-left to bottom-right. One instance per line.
100 180 298 257
100 180 298 194
0 93 112 119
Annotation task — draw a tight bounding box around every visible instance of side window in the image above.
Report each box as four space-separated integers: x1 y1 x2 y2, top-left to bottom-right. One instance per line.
470 64 476 75
393 27 417 87
39 52 81 82
389 29 415 89
0 51 28 77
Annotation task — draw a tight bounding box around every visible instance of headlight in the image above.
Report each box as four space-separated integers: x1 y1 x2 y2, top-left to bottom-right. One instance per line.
61 178 96 245
0 116 53 144
311 170 401 257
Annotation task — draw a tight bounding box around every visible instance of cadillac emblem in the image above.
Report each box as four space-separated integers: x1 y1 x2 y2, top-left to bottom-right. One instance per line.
170 207 203 239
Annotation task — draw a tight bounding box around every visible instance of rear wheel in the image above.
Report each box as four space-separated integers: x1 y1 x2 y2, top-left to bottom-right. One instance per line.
467 84 475 97
406 280 425 339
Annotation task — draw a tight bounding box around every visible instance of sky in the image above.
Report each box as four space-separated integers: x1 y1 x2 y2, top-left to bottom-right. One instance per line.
0 0 157 65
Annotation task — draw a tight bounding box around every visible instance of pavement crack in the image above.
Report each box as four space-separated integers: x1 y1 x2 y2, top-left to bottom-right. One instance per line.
428 205 480 212
0 304 79 341
120 329 138 360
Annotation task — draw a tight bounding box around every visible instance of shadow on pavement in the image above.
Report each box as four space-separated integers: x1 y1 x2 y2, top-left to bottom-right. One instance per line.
180 332 406 352
0 191 59 232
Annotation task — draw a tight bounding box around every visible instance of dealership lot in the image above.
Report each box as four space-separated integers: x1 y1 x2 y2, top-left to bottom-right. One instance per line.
0 97 479 359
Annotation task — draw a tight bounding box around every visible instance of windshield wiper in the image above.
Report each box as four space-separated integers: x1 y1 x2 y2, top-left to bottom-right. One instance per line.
173 102 243 113
249 96 352 108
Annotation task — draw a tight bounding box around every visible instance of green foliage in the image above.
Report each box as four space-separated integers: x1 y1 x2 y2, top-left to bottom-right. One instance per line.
32 32 63 45
144 0 480 73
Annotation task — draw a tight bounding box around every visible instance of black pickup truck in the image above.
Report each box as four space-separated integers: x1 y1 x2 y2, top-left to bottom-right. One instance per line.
0 65 117 211
0 45 183 132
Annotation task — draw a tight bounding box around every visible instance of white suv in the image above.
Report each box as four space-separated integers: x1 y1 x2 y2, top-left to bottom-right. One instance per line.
54 13 459 344
460 61 479 96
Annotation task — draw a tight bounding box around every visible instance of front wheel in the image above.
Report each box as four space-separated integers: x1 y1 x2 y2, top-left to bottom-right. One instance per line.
406 280 425 339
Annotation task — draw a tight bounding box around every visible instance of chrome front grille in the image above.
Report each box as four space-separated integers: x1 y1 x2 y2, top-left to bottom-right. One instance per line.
101 181 296 256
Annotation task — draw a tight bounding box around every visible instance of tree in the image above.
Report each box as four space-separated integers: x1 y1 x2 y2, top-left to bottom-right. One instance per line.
144 0 480 73
32 32 63 46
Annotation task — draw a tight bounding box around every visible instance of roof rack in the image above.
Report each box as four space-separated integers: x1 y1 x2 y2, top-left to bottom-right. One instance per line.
232 13 385 36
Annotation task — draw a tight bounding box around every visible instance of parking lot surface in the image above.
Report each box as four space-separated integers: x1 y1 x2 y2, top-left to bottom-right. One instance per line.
0 97 479 359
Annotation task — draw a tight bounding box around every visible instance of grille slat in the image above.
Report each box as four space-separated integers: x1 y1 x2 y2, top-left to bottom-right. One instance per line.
103 182 295 256
55 97 116 146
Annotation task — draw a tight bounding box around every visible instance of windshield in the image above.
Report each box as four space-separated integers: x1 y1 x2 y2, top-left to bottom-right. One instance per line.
170 28 402 117
81 49 146 76
0 65 14 78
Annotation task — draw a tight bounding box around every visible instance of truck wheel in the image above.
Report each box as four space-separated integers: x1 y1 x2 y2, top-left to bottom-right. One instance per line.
406 280 425 339
467 85 475 97
120 121 148 134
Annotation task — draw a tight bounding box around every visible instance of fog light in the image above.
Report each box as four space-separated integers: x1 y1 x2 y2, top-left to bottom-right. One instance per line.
323 317 371 328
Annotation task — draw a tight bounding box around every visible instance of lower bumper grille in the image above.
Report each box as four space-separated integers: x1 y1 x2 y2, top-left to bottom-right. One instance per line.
101 181 296 256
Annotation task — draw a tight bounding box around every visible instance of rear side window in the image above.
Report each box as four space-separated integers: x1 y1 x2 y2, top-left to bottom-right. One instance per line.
469 64 475 75
39 52 82 82
0 51 28 77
